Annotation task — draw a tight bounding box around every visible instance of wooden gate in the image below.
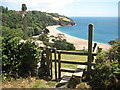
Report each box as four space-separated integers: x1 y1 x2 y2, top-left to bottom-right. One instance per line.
40 24 98 80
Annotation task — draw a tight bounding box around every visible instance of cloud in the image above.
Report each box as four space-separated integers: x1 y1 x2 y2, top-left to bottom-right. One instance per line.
1 0 73 11
1 0 118 16
73 0 119 2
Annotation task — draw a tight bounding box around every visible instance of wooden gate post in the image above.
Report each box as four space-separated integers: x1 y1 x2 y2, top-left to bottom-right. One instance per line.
58 52 61 79
87 24 94 73
20 4 28 40
54 48 57 80
45 48 51 77
50 49 52 79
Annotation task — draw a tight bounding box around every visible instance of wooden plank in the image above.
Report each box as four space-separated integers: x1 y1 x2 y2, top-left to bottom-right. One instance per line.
54 50 57 80
60 60 87 65
56 50 97 56
69 65 86 87
50 51 52 79
60 68 75 73
56 72 73 87
93 43 97 52
45 49 51 76
58 52 61 79
52 60 95 66
73 65 86 78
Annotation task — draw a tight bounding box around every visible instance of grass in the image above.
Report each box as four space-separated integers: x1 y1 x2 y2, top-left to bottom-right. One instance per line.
52 53 87 70
2 77 36 88
2 77 57 88
61 54 87 69
32 80 47 88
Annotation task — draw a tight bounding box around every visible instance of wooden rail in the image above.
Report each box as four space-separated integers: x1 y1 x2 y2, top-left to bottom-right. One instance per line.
52 60 95 65
56 50 97 56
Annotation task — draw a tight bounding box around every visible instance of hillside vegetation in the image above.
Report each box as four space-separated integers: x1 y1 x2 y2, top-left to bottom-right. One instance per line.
1 5 75 80
1 6 75 37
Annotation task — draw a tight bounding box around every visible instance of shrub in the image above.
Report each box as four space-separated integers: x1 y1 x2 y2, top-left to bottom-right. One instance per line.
88 41 120 89
2 37 41 79
53 39 75 50
18 40 41 77
2 37 22 78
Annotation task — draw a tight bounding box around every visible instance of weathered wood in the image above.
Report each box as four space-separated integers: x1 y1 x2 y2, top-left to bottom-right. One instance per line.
50 50 52 79
60 60 88 65
73 65 86 78
93 43 97 52
97 47 102 53
56 72 73 87
45 49 51 76
20 4 28 40
52 60 95 66
67 65 86 88
58 52 61 79
60 68 75 73
54 49 57 80
87 24 94 73
56 50 97 56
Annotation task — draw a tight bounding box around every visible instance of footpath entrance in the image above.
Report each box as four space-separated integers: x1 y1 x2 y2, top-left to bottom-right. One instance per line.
39 24 99 88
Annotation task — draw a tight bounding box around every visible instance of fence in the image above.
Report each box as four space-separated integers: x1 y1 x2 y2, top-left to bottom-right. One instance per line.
40 24 98 80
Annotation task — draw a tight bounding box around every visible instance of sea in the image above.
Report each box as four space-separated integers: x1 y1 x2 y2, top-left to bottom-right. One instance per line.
57 17 118 44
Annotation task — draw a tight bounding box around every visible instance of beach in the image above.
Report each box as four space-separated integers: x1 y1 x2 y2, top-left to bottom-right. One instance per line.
47 25 111 50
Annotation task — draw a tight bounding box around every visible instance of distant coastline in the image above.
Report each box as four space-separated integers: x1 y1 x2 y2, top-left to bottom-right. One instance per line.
47 25 111 50
57 17 117 45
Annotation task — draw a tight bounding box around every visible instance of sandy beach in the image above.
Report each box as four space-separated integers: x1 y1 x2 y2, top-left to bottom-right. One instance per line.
47 25 111 50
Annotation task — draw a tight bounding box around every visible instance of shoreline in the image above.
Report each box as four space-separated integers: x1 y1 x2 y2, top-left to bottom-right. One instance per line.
46 25 111 50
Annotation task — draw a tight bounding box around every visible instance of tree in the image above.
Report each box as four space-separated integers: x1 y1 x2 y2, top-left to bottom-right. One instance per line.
2 26 23 39
43 28 50 34
67 42 75 50
53 39 67 50
108 40 117 45
39 33 49 42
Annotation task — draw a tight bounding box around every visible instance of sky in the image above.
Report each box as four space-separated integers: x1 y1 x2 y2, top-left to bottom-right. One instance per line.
0 0 119 17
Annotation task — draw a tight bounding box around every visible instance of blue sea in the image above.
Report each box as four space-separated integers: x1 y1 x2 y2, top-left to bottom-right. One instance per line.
57 17 118 44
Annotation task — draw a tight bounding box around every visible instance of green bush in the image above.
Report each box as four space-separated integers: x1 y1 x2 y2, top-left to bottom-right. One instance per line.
2 37 41 79
18 40 41 77
88 41 120 89
53 39 75 50
2 37 22 78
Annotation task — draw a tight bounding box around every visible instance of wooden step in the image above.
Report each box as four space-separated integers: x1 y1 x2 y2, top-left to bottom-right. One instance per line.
67 65 87 88
60 68 75 73
73 65 86 78
56 72 73 88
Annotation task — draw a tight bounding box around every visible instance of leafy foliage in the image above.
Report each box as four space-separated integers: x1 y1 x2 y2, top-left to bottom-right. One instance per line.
2 37 41 78
88 41 120 89
2 26 24 39
2 37 22 78
18 40 41 77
